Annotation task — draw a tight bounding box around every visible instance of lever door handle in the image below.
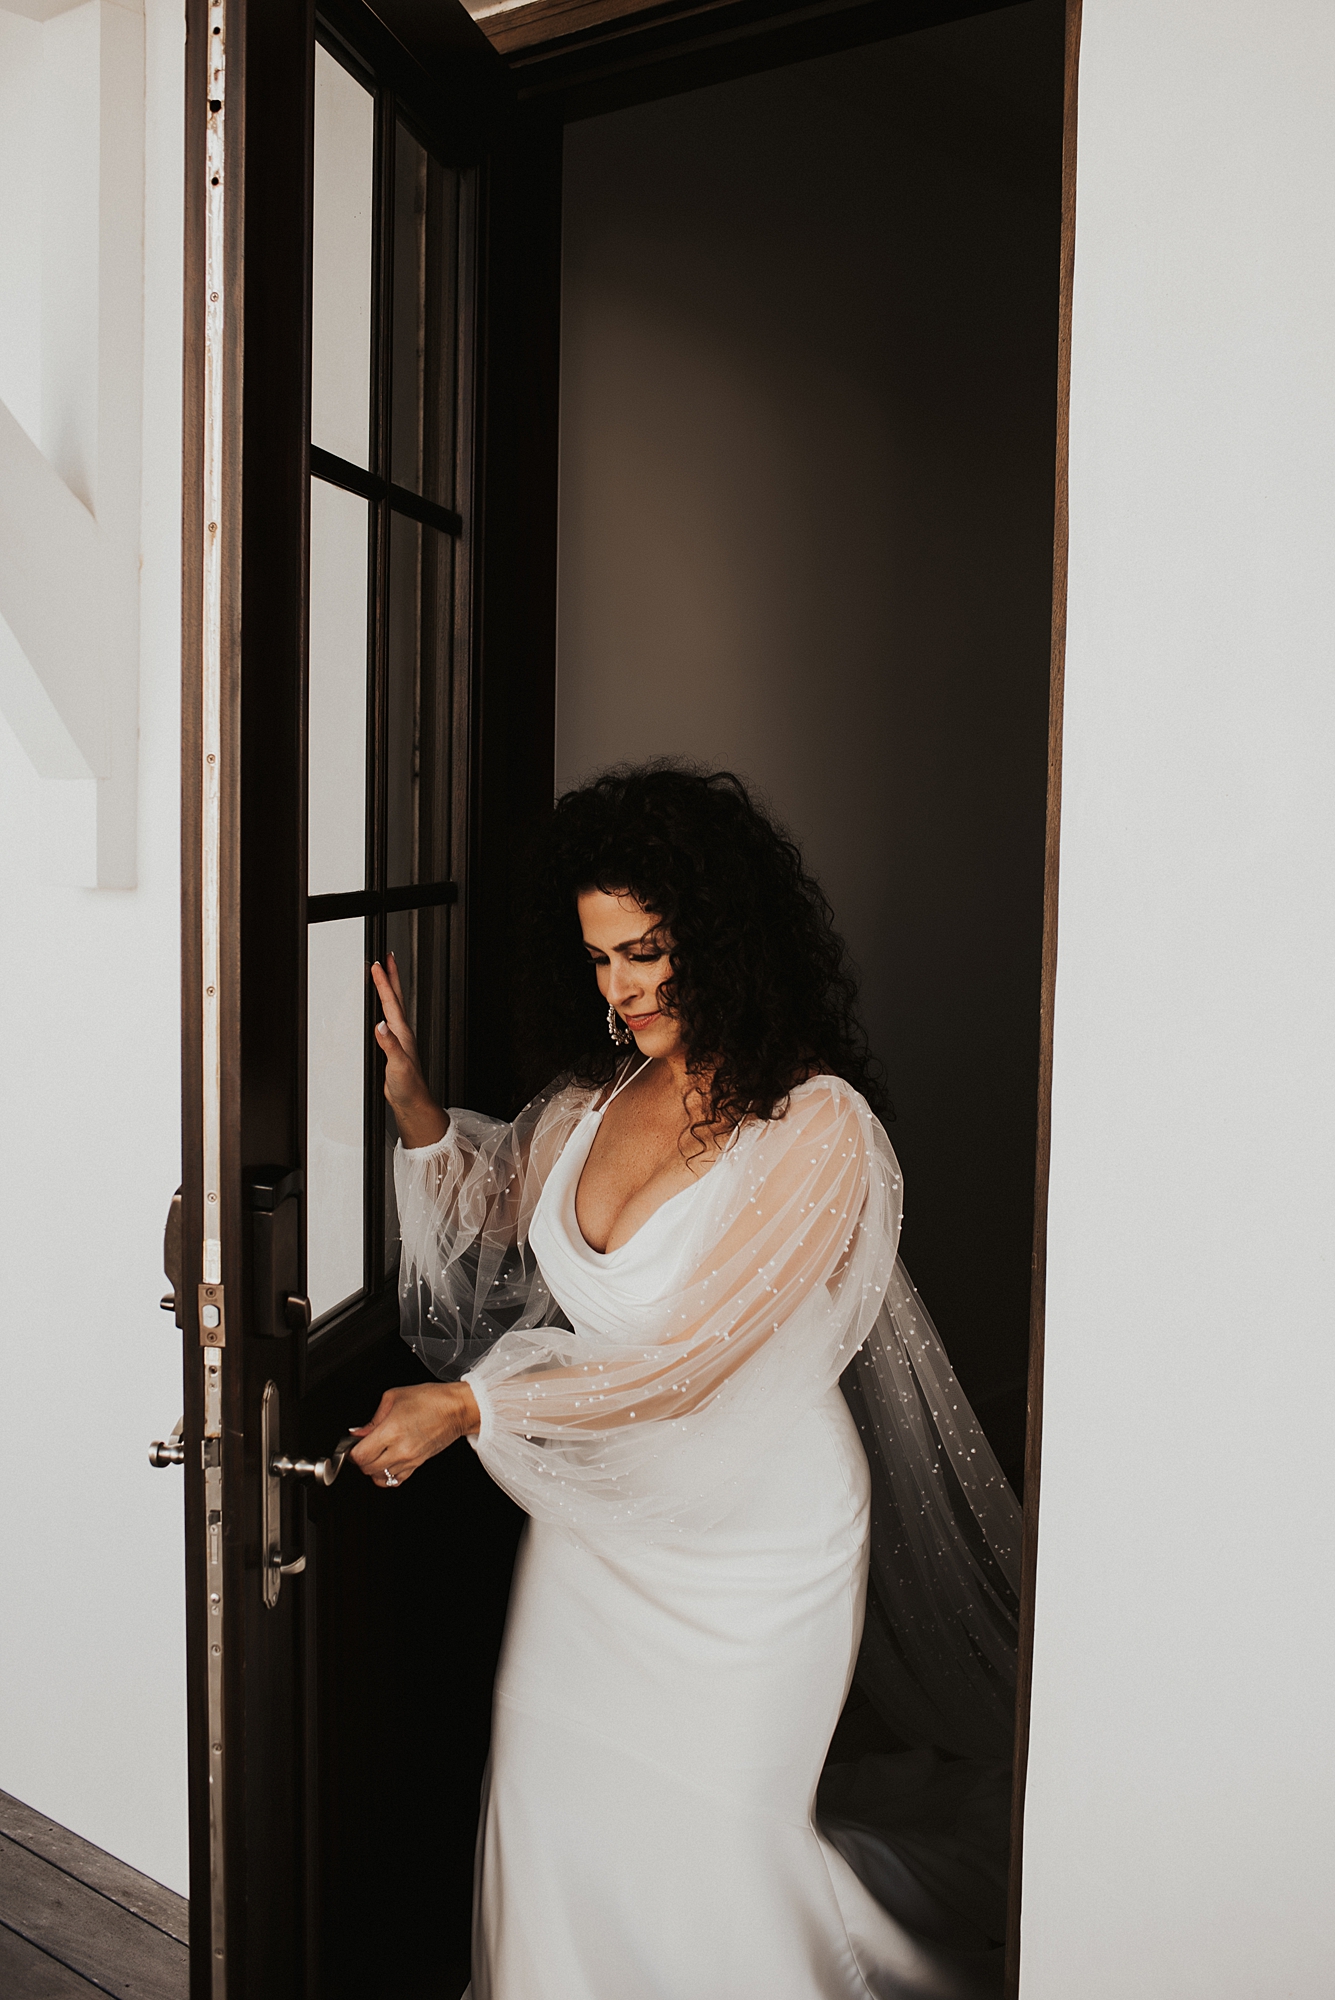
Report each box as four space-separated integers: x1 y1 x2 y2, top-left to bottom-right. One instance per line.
161 1188 183 1327
261 1381 351 1610
270 1433 358 1488
149 1418 185 1467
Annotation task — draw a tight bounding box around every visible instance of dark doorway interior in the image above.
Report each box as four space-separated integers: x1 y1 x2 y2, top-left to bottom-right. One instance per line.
555 0 1064 1491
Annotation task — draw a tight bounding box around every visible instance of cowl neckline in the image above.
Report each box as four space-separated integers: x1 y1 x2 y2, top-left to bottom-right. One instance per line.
560 1093 717 1265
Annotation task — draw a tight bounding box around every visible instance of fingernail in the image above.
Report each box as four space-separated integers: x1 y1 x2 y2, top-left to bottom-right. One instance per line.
376 1020 388 1034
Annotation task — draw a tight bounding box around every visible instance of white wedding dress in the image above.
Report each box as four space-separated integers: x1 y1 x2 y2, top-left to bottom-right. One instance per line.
394 1068 1020 2000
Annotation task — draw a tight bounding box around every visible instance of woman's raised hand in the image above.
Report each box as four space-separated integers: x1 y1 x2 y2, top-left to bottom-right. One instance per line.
371 952 449 1149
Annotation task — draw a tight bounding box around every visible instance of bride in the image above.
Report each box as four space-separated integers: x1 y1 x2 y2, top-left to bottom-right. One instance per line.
349 764 1020 1999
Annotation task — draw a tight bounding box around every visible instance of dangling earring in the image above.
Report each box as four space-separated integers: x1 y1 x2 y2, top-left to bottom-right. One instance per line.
607 1003 633 1047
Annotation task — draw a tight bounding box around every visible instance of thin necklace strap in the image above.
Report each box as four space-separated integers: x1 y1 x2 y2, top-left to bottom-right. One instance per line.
603 1055 649 1108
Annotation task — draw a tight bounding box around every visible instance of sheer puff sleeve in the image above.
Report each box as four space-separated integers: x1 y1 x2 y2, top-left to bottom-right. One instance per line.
460 1076 904 1540
394 1079 597 1370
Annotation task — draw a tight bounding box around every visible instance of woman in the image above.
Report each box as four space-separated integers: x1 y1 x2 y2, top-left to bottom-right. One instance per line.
350 765 1020 2000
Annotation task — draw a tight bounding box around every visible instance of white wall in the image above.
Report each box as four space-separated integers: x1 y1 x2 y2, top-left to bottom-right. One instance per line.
1022 3 1335 1994
0 0 188 1893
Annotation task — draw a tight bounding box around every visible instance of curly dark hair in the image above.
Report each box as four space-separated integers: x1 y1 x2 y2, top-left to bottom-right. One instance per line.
523 761 889 1134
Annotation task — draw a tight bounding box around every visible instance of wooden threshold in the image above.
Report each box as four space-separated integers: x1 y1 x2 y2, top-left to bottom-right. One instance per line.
0 1791 187 2000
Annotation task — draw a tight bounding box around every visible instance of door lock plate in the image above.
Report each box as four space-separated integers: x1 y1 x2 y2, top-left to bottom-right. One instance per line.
199 1281 226 1346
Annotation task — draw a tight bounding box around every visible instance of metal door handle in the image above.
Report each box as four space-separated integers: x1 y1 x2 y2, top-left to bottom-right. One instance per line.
161 1188 183 1327
260 1383 354 1609
270 1433 357 1487
149 1418 185 1467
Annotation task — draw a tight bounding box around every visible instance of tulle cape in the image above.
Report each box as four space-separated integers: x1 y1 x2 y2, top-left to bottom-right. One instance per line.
394 1071 1020 1762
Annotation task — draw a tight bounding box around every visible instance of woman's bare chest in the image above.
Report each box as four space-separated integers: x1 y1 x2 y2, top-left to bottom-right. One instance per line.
575 1097 715 1255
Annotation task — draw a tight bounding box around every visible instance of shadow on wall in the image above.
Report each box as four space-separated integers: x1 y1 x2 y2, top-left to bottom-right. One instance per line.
555 1 1063 1481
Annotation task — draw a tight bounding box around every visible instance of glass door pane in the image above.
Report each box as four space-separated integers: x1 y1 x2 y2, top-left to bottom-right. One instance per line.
307 918 366 1320
308 479 369 895
312 46 375 469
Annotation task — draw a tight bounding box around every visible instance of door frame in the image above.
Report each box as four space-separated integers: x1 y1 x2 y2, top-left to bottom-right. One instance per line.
178 0 1077 1989
486 0 1034 117
1005 3 1080 1990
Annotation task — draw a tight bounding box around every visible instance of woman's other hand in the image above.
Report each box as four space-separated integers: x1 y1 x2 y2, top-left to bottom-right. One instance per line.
372 952 448 1148
349 1382 480 1487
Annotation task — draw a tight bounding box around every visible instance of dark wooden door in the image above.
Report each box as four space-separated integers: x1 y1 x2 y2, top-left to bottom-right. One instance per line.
178 3 560 1994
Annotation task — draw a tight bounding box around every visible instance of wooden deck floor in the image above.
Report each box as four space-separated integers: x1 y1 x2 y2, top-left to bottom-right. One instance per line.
0 1791 187 1999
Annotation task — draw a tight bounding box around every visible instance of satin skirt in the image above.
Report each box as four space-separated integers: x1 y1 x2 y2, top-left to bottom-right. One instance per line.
468 1388 1000 1999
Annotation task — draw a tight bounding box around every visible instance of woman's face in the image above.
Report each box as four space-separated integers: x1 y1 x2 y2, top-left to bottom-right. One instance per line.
577 889 684 1065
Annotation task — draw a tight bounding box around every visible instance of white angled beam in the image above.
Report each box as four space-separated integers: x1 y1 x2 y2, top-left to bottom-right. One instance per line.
0 0 143 888
0 397 110 776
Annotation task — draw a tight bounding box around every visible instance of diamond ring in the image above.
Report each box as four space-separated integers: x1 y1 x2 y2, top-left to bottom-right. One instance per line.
383 1468 399 1487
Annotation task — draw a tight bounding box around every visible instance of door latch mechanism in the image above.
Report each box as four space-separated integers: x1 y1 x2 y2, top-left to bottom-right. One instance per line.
271 1436 356 1487
149 1417 185 1467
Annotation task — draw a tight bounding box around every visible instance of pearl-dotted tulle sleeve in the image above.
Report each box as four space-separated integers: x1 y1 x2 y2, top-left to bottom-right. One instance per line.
393 1080 597 1362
